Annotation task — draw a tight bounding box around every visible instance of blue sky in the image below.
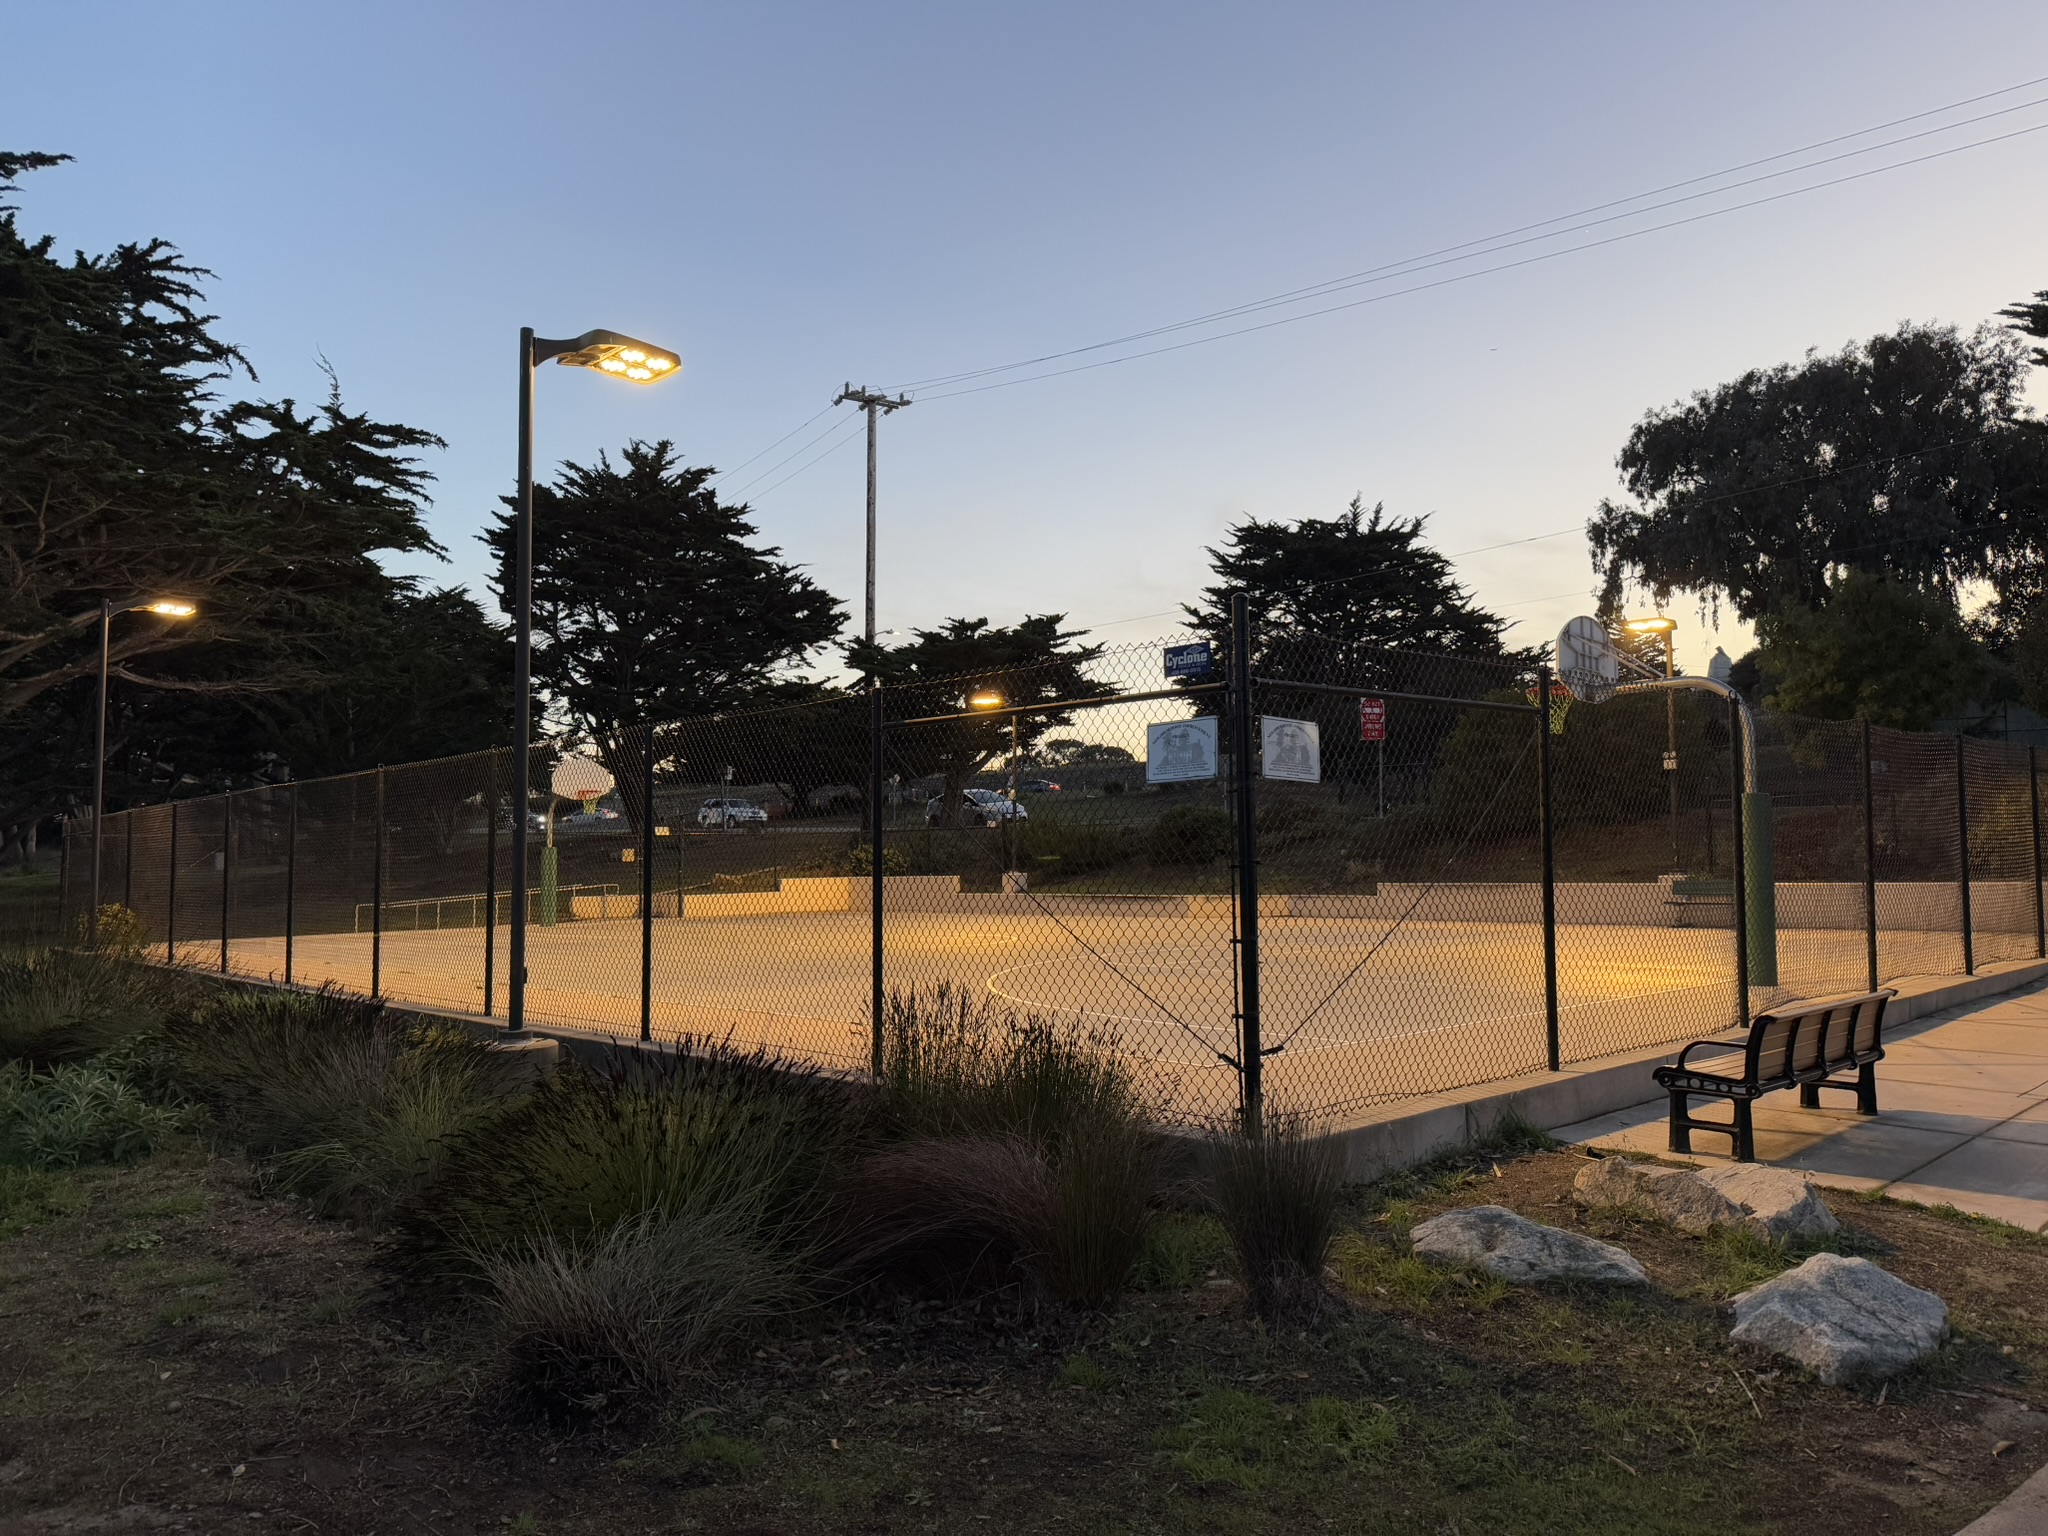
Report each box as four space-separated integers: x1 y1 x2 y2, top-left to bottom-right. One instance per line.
9 1 2047 679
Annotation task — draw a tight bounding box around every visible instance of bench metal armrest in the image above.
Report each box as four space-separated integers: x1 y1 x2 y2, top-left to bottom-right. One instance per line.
1672 1037 1740 1074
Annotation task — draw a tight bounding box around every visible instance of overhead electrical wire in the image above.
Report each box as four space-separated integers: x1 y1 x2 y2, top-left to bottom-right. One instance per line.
894 80 2048 395
908 119 2048 402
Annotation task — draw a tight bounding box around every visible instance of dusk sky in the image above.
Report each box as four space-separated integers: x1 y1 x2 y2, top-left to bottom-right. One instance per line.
9 2 2047 679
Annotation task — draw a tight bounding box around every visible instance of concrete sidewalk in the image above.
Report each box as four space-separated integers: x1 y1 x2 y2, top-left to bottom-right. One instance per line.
1556 981 2048 1230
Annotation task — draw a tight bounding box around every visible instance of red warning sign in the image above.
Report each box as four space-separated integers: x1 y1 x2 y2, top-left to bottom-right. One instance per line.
1359 697 1387 741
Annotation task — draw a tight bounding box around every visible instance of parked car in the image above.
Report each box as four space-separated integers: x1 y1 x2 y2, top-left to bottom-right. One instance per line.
926 787 1029 826
561 806 622 826
698 796 769 828
1019 779 1061 794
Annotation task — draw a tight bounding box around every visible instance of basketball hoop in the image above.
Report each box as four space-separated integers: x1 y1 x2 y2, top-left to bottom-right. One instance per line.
1556 616 1621 704
551 755 616 807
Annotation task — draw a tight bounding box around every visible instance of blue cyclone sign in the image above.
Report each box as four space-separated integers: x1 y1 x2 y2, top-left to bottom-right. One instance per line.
1163 642 1214 680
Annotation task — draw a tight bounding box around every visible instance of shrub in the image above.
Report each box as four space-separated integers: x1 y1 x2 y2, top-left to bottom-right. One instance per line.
403 1042 858 1279
0 1059 184 1170
82 903 151 955
1146 804 1232 865
0 948 184 1066
853 988 1160 1306
845 842 910 877
166 987 513 1222
478 1206 803 1411
1013 810 1140 882
877 983 1145 1147
1211 1113 1345 1319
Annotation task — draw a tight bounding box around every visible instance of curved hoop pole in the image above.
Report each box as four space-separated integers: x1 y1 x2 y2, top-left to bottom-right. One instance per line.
1614 675 1758 793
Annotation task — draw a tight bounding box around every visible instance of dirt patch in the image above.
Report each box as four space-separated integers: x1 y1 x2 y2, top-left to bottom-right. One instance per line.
1 1142 2044 1534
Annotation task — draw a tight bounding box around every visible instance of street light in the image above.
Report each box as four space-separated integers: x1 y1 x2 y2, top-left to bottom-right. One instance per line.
968 691 1022 882
509 327 680 1037
1624 615 1681 872
91 597 197 940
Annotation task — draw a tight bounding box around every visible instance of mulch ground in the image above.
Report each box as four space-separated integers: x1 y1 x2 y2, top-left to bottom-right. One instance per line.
3 1142 2046 1534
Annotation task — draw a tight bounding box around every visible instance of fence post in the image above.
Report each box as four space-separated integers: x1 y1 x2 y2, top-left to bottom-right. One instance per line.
869 684 886 1078
2032 745 2045 961
285 782 298 987
484 757 499 1016
1730 695 1749 1026
1861 718 1879 994
123 814 133 912
219 792 232 976
372 768 385 999
1537 664 1559 1072
641 727 656 1043
166 803 177 965
1229 591 1264 1137
1955 734 1974 976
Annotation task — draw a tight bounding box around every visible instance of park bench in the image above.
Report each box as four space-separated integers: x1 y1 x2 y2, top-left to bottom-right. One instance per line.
1663 875 1734 928
1654 989 1894 1162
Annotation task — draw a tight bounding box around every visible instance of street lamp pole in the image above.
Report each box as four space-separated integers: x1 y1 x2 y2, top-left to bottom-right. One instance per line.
90 597 196 941
1625 615 1682 873
507 327 681 1037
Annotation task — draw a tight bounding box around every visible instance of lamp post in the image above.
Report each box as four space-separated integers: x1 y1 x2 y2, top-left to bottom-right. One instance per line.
1624 615 1681 872
90 598 196 942
968 691 1019 883
509 328 680 1037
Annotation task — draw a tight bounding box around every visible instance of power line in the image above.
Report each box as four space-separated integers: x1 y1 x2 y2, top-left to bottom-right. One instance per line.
705 405 836 485
909 119 2048 402
894 81 2048 394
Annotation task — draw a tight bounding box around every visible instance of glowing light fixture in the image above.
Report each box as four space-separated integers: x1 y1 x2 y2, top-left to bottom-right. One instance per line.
969 691 1004 709
1623 615 1677 633
542 328 682 385
144 600 197 617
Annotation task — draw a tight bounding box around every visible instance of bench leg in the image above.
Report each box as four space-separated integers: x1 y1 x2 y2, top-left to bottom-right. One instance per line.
1857 1062 1878 1116
1734 1099 1756 1163
1797 1082 1820 1109
1666 1091 1692 1154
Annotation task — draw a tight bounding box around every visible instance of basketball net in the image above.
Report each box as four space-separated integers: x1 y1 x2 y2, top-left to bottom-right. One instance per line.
1525 683 1574 736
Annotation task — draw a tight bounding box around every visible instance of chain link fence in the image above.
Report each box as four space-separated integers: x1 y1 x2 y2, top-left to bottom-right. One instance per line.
61 630 2048 1127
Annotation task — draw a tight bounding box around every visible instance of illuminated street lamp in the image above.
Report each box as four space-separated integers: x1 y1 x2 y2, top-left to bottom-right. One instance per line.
509 328 680 1037
968 691 1022 877
1624 615 1682 871
91 598 197 940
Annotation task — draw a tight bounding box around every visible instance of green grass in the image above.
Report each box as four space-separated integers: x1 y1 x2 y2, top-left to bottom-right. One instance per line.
0 1163 88 1237
1131 1210 1232 1290
0 1059 186 1169
1152 1387 1397 1491
1057 1352 1118 1393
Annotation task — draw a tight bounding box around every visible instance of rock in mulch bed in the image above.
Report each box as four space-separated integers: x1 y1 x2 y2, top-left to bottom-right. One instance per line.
1729 1252 1949 1385
1574 1155 1838 1242
1409 1204 1648 1286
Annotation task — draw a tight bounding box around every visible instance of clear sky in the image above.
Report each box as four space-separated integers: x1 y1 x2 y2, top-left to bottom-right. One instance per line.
9 2 2047 680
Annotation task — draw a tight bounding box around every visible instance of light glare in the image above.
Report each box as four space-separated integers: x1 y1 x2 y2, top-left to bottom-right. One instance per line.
144 600 196 617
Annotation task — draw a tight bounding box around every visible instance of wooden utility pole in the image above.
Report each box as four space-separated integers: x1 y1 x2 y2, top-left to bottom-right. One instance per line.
833 385 911 646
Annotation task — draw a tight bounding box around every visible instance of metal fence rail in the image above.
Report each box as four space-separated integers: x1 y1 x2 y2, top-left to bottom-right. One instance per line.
61 628 2048 1128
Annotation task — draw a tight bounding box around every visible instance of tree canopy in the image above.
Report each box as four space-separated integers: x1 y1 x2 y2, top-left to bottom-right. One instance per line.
1184 497 1523 669
1588 321 2048 628
1752 571 1997 730
485 440 843 739
0 151 504 857
847 616 1110 825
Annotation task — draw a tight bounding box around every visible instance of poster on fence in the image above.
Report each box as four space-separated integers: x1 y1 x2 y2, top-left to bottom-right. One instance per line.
1146 717 1218 782
1260 716 1321 783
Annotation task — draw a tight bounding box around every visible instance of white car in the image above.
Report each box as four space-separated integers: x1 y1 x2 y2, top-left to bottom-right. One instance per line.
927 787 1030 826
698 797 768 828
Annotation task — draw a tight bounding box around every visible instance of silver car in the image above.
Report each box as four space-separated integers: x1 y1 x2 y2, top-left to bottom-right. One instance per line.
926 787 1030 827
697 797 768 828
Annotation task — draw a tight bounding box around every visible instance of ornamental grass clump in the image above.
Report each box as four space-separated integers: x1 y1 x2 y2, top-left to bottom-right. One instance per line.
164 987 512 1222
0 946 185 1066
845 984 1160 1306
1212 1112 1346 1320
399 1042 859 1411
